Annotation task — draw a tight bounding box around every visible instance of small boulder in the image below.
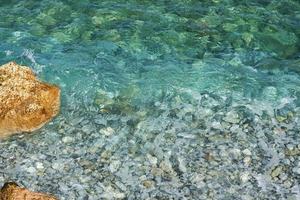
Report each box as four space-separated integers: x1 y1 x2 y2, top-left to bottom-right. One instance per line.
0 182 57 200
0 62 60 138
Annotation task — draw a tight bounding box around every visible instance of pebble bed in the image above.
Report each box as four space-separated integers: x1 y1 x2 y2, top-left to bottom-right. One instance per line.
1 90 300 199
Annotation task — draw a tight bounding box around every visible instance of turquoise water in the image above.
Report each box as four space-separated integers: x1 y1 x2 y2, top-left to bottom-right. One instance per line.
0 0 300 199
1 0 299 108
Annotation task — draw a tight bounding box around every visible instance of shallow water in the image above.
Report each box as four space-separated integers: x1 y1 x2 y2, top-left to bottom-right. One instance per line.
0 0 300 199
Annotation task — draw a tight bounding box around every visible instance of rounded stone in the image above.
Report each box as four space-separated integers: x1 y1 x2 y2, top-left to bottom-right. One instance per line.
0 62 60 138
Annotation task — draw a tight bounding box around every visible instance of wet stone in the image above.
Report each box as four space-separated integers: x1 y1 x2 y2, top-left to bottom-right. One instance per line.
99 127 115 136
223 110 240 124
271 166 283 178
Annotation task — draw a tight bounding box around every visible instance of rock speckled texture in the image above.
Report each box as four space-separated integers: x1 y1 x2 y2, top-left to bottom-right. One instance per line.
0 62 60 138
0 182 57 200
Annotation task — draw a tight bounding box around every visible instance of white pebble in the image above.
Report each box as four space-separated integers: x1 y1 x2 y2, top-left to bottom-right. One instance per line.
243 157 251 166
36 162 44 170
100 127 115 136
26 166 36 174
146 154 158 166
240 172 250 183
242 149 252 156
62 136 73 143
109 160 121 173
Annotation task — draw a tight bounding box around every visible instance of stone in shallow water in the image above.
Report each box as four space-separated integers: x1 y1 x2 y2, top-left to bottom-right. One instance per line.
240 172 250 183
26 166 36 174
142 180 155 189
0 62 60 138
99 127 115 136
0 182 57 200
223 110 240 124
271 166 283 178
109 160 121 173
146 154 158 166
242 149 252 156
62 136 74 144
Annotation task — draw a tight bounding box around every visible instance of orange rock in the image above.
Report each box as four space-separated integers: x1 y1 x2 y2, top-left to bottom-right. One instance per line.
0 62 60 138
0 182 58 200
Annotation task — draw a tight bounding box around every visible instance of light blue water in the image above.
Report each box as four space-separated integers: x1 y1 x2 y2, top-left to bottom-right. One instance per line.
1 0 299 111
1 0 300 199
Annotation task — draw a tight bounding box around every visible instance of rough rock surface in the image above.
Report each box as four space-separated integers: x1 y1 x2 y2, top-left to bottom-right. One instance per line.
0 182 57 200
0 62 60 138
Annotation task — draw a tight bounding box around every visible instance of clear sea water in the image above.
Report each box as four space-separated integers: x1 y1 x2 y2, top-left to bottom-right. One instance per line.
0 0 300 199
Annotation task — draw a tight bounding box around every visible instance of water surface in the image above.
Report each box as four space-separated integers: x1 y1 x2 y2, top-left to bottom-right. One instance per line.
0 0 300 199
